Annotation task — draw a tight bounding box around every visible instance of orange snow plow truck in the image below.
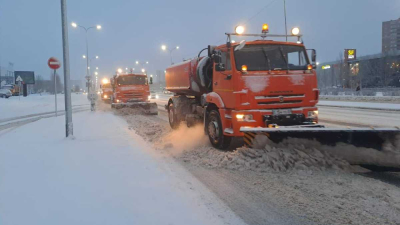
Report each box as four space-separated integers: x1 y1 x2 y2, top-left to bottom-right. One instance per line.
110 73 158 115
165 24 400 171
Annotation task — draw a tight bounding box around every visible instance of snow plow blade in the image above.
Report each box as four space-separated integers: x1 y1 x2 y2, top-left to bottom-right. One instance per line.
111 102 158 115
241 126 400 172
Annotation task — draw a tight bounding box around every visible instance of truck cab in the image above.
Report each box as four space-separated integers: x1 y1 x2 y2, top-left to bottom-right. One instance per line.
111 73 150 104
212 40 319 136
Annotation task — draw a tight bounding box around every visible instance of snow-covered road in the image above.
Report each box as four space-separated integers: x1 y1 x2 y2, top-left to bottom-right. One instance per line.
0 111 244 225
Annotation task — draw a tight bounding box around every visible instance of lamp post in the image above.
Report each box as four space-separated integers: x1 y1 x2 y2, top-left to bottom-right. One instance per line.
161 45 179 65
71 22 101 93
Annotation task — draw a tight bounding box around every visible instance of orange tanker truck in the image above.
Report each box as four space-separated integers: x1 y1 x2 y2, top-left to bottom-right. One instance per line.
165 24 400 169
110 73 158 115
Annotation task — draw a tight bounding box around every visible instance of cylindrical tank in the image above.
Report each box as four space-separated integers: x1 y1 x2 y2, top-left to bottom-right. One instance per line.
165 57 212 96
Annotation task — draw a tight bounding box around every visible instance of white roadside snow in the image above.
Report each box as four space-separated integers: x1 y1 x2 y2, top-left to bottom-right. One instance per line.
318 100 400 111
0 111 244 225
0 93 89 120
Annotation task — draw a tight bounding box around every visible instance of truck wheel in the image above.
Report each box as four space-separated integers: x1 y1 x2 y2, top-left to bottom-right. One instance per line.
168 102 180 129
207 110 231 149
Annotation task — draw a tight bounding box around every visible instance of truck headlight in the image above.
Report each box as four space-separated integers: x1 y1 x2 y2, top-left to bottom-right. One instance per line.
308 110 318 118
148 95 151 100
104 95 108 99
236 114 254 122
156 95 159 99
116 99 120 103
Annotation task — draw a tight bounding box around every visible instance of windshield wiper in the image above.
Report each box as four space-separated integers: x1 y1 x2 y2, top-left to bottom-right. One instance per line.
278 46 289 73
261 48 272 73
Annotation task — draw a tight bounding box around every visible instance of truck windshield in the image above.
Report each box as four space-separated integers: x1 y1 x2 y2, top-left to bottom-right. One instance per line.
117 76 148 85
234 44 309 71
102 83 111 88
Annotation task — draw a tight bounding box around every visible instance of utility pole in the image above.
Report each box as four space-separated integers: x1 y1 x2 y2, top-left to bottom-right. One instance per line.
60 0 73 137
284 0 288 42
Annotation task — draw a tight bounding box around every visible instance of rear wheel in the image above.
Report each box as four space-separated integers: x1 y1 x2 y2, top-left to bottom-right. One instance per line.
168 102 180 129
207 110 231 149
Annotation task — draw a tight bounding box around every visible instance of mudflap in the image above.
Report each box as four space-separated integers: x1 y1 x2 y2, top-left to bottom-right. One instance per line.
241 127 400 172
111 102 158 115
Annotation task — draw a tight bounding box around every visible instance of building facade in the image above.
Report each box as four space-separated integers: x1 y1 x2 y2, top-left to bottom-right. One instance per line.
317 51 400 89
382 18 400 53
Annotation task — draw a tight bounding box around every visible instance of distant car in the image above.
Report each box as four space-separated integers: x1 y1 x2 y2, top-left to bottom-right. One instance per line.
0 89 12 98
148 91 159 99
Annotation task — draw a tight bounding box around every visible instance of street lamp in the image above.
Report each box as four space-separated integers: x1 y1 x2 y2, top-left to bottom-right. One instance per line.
71 21 102 93
161 45 180 65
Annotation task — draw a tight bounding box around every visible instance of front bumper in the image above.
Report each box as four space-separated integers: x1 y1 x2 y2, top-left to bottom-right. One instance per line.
224 107 318 136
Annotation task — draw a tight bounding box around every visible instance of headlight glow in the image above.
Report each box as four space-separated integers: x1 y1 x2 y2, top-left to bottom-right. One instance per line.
156 95 159 99
104 95 108 99
236 114 254 122
308 110 318 118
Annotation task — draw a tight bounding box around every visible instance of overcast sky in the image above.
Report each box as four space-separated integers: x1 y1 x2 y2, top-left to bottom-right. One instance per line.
1 0 400 80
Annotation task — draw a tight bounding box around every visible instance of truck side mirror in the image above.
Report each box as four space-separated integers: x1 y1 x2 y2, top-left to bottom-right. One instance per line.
208 45 216 57
312 49 317 63
215 63 226 71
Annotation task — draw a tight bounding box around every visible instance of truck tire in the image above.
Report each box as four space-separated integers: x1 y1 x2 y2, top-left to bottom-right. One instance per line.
168 102 180 129
207 110 231 149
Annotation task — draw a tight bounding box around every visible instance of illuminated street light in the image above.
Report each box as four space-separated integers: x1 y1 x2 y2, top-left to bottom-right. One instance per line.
94 72 98 76
141 68 145 73
82 55 86 59
162 45 180 65
96 67 99 70
71 22 102 94
95 56 99 59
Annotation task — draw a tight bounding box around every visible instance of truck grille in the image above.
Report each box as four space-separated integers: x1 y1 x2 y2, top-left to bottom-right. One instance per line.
255 94 304 106
123 92 144 99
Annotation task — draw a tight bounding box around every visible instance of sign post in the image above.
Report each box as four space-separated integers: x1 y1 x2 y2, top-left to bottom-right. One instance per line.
48 57 61 117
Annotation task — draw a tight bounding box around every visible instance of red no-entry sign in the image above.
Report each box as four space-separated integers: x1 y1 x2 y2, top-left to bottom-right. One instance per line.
48 57 61 70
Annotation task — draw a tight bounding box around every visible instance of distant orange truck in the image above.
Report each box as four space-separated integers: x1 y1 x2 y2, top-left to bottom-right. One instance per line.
110 73 158 115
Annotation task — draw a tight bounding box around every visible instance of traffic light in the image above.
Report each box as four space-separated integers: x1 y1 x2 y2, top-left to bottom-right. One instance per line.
149 77 153 84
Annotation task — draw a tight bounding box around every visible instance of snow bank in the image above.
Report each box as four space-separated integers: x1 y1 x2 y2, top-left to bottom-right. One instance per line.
0 111 244 225
318 100 400 111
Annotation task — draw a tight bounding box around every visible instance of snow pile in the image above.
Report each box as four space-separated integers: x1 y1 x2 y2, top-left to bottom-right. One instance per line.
180 138 351 173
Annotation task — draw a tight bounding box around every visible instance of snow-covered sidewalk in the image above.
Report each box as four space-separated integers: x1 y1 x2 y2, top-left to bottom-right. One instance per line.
318 100 400 111
0 111 243 225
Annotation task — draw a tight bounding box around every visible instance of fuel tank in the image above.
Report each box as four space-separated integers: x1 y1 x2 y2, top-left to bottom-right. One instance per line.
165 57 212 96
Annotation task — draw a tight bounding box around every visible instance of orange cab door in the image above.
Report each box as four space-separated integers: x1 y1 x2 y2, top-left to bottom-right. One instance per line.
213 50 234 108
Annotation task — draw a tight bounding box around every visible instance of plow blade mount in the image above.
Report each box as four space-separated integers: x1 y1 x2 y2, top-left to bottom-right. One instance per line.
112 102 158 115
241 127 400 172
